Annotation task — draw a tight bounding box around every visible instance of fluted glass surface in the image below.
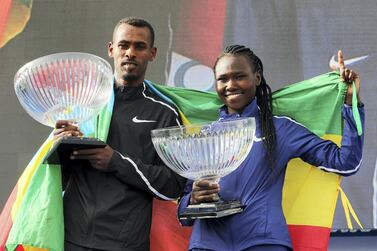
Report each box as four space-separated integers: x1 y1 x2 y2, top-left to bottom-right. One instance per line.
151 118 255 181
14 52 113 127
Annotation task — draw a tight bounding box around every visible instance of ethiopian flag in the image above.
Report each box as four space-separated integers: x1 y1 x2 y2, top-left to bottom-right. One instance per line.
0 72 361 250
0 0 32 48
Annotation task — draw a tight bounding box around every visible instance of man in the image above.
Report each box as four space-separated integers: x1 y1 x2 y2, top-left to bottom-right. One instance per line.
55 17 186 251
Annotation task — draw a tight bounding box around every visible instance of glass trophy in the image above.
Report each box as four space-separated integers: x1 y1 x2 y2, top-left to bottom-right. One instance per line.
151 118 255 219
14 52 113 165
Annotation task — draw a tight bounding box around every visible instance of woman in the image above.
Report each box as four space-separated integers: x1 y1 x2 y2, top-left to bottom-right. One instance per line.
178 45 364 251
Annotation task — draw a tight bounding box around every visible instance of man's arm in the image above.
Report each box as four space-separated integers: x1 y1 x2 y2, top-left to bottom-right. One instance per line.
71 105 186 199
106 151 186 200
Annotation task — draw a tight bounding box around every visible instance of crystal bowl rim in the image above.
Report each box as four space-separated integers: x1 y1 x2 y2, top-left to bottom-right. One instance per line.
14 52 112 83
13 52 113 127
151 117 255 137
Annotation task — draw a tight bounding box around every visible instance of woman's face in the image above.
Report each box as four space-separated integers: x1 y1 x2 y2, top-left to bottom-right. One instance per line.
215 55 261 114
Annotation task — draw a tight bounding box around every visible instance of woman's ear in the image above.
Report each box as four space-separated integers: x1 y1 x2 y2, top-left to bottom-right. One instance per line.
255 72 262 86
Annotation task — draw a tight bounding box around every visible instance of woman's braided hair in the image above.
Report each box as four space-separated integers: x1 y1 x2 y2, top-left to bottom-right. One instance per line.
214 45 276 160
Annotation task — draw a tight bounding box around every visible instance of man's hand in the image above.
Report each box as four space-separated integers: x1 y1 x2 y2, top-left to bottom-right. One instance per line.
338 50 361 105
190 179 220 205
71 145 114 172
53 120 83 141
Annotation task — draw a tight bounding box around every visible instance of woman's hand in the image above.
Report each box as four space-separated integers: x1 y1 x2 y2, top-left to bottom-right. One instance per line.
338 50 361 105
190 179 220 205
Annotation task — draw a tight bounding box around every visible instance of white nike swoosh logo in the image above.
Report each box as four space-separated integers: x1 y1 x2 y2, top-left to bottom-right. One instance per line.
132 116 156 123
329 54 369 70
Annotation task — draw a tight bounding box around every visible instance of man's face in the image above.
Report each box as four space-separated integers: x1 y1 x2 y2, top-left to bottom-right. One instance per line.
108 23 157 86
215 55 261 114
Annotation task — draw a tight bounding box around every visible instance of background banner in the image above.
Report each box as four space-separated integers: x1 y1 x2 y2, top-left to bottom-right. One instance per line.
0 0 376 236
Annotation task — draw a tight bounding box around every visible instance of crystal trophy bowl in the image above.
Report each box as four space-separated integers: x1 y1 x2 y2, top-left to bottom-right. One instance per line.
151 117 255 219
14 52 113 164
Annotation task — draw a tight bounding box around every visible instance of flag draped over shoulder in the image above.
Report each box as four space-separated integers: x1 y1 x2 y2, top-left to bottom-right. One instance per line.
273 72 352 250
0 72 361 251
0 0 32 48
0 91 115 251
0 136 63 251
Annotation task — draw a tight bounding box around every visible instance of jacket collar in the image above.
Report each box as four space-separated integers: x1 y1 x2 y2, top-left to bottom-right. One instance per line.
114 79 146 100
219 98 259 120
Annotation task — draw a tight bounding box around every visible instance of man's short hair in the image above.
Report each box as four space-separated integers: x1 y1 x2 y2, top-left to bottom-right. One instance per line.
114 17 155 47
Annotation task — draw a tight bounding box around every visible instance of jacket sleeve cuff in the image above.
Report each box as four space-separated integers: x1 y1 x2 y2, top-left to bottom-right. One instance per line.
107 150 123 172
343 103 364 108
177 193 195 226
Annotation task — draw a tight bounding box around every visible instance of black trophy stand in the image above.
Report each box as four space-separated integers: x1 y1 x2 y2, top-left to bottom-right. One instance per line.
44 136 106 165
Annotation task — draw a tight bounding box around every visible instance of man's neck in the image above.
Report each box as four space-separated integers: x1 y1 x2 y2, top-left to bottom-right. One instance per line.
115 78 144 88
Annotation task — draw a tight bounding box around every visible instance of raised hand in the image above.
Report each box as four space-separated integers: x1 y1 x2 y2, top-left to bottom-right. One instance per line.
338 50 361 105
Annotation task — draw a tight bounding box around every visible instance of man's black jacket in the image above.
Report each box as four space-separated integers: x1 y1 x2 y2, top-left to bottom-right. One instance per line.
63 83 186 251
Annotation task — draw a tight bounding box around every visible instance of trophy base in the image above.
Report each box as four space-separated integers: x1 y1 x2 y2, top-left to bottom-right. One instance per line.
44 136 107 165
179 200 245 220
